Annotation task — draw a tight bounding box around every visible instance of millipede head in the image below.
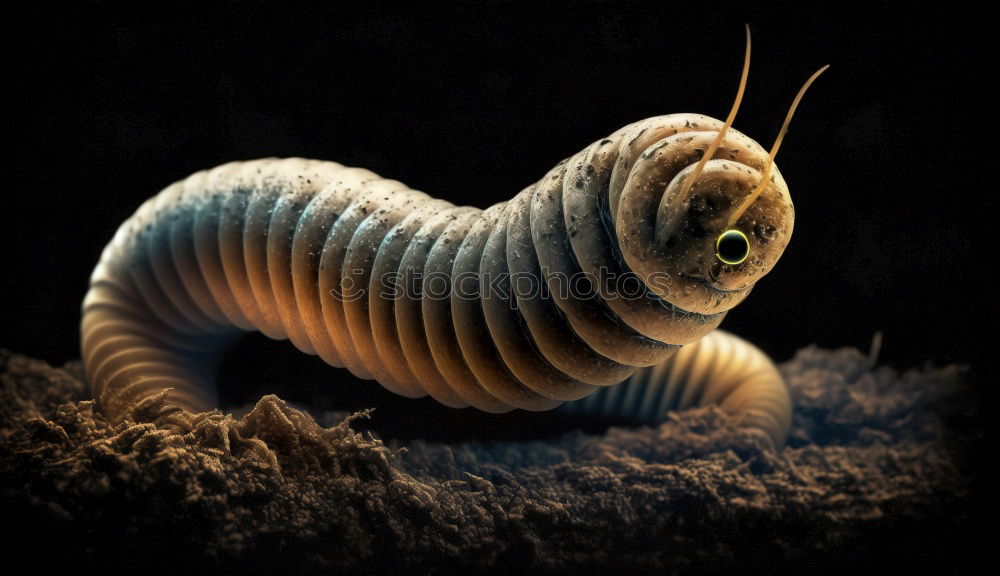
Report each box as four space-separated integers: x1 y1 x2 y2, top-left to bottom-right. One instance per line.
617 125 795 316
612 27 825 317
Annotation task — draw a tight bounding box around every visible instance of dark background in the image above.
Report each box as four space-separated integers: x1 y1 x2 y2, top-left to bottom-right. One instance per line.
4 2 993 405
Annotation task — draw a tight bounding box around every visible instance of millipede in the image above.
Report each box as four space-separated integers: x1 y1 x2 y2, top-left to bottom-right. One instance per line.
81 28 826 449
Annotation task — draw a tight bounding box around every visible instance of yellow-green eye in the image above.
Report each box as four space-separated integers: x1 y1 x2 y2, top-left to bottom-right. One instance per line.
716 229 750 265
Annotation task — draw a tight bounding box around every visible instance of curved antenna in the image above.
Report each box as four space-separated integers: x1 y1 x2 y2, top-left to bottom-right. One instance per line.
674 24 752 206
728 64 830 227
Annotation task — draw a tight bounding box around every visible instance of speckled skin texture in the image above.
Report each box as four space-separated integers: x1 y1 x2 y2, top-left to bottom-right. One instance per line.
0 344 978 574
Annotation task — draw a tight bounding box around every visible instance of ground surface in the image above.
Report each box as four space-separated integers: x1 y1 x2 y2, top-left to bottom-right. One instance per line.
0 344 982 575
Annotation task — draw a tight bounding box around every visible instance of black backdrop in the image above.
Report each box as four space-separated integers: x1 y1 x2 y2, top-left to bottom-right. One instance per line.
5 2 993 398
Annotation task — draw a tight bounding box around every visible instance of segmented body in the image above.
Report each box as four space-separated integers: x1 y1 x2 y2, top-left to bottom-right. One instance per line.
82 113 793 448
